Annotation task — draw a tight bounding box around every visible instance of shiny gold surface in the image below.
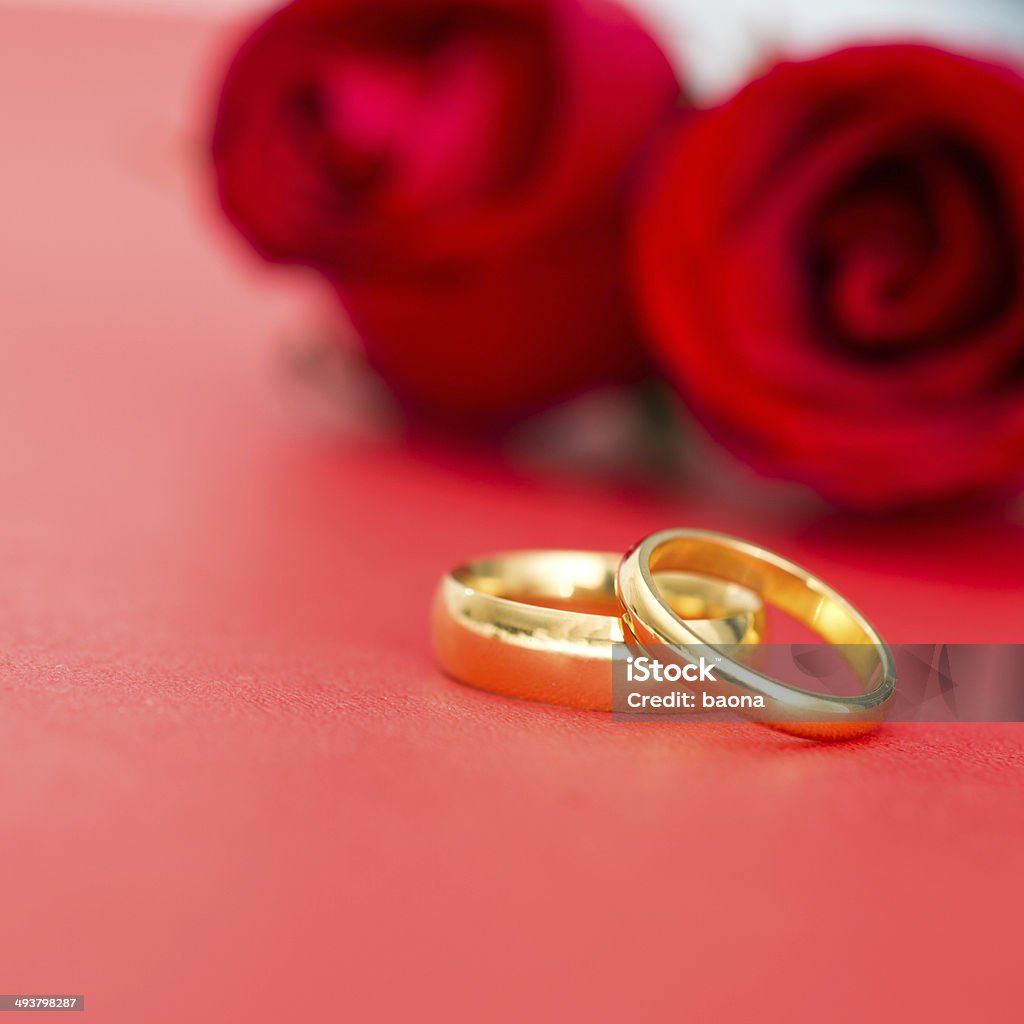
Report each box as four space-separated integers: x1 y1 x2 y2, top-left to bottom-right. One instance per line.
616 530 897 740
434 550 764 711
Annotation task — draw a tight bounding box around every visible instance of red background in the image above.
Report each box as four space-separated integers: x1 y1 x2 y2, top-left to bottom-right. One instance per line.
1 7 1023 1021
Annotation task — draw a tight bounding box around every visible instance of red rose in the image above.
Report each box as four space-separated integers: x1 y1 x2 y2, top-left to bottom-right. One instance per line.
212 0 681 424
635 45 1024 509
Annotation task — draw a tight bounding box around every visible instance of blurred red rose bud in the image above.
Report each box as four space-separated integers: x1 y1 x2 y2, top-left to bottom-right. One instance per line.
634 45 1024 509
213 0 683 425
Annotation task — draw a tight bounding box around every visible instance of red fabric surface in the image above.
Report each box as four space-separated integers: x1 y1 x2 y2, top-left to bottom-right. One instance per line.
1 7 1023 1022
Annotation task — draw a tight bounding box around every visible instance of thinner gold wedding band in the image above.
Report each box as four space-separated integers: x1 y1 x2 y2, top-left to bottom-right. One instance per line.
616 529 897 740
433 550 764 710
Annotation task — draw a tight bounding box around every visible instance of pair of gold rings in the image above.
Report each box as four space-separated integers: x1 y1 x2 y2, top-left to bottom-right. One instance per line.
432 529 896 741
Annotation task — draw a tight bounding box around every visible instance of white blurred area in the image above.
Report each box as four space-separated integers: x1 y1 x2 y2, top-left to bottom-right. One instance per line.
11 0 1024 97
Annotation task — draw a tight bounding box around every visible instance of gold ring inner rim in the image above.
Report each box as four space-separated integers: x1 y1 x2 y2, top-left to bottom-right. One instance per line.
618 529 897 727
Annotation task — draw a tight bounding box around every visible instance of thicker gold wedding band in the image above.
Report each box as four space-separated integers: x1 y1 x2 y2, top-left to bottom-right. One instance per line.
616 529 897 739
434 550 764 710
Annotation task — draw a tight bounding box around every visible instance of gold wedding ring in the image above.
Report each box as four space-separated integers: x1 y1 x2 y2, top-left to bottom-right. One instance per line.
616 529 896 739
433 550 764 710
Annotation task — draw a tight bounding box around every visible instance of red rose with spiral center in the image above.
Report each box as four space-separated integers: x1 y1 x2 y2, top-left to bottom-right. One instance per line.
213 0 682 424
635 45 1024 508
